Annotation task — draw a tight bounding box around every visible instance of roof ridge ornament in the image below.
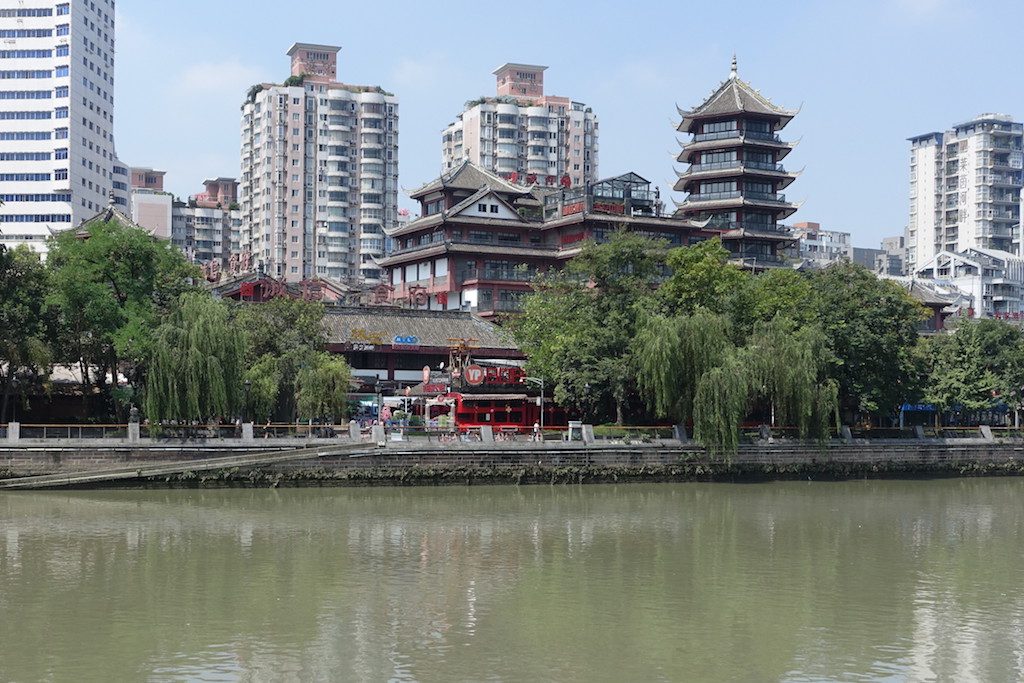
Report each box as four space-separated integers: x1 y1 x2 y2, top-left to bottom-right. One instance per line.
730 54 737 79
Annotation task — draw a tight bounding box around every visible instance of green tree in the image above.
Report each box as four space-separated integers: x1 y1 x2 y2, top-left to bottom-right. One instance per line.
658 237 747 314
514 231 664 424
0 246 52 421
728 268 817 339
235 297 338 421
295 351 353 421
144 293 246 422
692 318 838 453
634 310 731 424
46 219 199 417
811 262 927 420
924 318 1019 418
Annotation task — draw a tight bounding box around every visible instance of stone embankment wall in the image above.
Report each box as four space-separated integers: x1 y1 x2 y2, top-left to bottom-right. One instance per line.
4 439 1024 486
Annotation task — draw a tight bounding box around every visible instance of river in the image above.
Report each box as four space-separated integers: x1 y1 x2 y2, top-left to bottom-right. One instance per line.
1 480 1023 681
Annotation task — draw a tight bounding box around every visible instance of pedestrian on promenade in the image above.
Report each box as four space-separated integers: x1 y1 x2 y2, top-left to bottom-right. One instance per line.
533 421 541 442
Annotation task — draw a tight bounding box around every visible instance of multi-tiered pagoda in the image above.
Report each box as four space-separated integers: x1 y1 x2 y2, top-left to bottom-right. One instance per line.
674 57 800 268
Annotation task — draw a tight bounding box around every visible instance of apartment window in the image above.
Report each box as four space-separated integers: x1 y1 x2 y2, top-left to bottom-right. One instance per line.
490 205 499 214
56 24 70 36
477 203 487 212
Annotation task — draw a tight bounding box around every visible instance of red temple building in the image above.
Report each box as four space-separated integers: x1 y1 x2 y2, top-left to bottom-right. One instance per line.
379 161 717 318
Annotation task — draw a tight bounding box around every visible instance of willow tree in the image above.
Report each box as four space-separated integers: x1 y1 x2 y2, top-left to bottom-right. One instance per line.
745 319 839 440
144 293 245 421
693 318 839 454
294 351 352 422
634 310 731 424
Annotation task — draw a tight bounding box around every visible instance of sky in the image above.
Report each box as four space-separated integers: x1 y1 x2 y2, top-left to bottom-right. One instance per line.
113 0 1024 249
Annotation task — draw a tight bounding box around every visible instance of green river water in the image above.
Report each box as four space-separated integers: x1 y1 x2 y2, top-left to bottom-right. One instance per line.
1 480 1023 681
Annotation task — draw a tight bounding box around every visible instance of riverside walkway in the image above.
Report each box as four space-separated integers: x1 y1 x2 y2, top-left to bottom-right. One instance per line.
0 441 373 490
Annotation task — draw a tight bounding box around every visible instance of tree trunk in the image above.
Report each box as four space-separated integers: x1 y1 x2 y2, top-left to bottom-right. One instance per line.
615 399 624 426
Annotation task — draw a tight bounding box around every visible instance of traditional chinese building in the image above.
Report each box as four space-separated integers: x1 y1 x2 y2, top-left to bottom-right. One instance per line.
209 272 360 305
379 160 714 317
674 57 800 269
323 306 524 385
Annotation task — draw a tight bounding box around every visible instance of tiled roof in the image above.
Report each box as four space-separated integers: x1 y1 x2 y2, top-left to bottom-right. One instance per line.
678 69 796 132
409 159 532 199
323 306 520 351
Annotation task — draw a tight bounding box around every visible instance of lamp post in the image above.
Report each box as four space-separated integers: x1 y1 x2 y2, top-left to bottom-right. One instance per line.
522 376 545 433
10 375 18 423
243 379 252 423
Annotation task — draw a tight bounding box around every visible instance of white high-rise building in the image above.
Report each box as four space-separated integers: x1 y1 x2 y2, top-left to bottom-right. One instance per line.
441 63 598 188
0 0 119 254
906 114 1023 272
239 43 398 285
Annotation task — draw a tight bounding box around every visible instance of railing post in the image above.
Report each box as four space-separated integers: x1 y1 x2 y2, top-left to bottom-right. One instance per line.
7 422 19 443
127 422 140 444
581 424 595 445
242 422 254 443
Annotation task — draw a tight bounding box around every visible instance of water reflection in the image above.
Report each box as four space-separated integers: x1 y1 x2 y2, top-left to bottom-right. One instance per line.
0 480 1022 681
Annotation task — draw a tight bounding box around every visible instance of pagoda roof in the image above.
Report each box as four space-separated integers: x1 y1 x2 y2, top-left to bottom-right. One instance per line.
677 58 797 133
408 159 533 200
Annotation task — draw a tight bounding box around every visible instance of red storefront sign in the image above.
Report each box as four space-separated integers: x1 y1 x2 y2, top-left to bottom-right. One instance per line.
592 201 625 215
562 201 585 216
465 365 526 386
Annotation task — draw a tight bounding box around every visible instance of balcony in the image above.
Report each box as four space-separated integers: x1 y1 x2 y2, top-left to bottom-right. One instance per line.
479 299 525 313
460 268 536 283
744 130 782 142
746 191 787 203
686 190 742 202
694 130 740 143
689 160 742 173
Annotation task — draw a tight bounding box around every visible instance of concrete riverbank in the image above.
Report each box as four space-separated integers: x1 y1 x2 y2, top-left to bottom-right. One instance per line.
4 437 1024 487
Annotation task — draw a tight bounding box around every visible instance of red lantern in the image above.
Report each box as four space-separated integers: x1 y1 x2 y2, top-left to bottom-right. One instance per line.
560 175 571 188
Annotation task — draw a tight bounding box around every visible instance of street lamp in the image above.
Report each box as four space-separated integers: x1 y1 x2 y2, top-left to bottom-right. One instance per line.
243 379 252 423
9 375 18 423
522 376 545 434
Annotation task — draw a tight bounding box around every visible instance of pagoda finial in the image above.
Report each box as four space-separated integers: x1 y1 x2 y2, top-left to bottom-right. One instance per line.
730 54 737 79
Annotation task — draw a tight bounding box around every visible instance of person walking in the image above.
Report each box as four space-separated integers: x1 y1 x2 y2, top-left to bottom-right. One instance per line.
533 421 541 443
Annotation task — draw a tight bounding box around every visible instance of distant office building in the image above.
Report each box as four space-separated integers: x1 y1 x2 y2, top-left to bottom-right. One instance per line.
914 247 1024 319
126 170 241 272
791 221 851 266
129 166 170 238
240 43 398 285
441 63 598 188
131 167 164 191
907 114 1023 273
877 235 906 276
0 0 120 254
853 246 885 270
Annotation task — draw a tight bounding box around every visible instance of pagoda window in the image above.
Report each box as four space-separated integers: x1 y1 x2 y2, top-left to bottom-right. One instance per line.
745 151 773 165
699 180 737 195
703 120 737 134
744 212 773 226
701 151 736 164
744 120 771 133
744 181 774 195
